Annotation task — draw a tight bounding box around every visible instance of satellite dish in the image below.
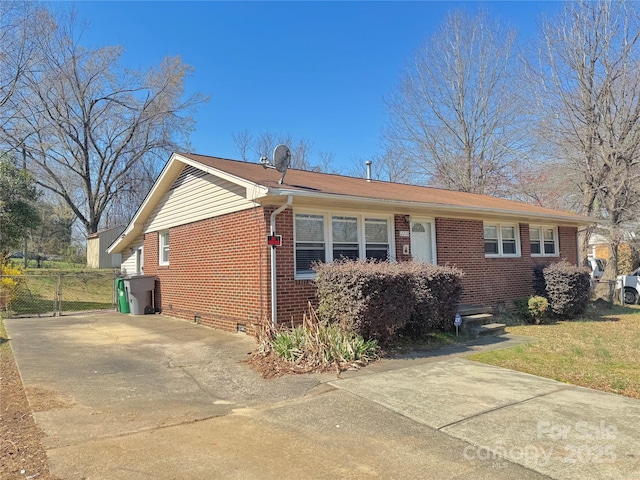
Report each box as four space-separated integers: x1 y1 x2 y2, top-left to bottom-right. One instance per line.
273 144 291 184
259 144 291 185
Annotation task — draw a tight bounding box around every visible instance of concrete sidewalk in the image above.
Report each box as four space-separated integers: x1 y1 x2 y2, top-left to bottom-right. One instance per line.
5 312 639 479
330 358 640 480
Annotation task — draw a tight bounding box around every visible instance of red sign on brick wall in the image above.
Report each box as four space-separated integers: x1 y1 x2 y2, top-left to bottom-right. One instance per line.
267 235 282 247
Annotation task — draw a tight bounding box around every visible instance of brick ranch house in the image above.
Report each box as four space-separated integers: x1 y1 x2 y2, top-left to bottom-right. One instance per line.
108 152 593 334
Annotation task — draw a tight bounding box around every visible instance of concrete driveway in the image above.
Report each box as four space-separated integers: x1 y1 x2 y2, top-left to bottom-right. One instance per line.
5 312 639 479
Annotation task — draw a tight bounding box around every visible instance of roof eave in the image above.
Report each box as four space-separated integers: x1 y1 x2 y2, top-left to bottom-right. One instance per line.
263 187 594 226
177 154 268 199
108 153 266 255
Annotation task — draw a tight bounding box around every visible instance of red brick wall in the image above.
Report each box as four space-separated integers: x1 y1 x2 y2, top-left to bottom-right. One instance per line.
143 207 271 333
271 208 317 325
142 206 579 335
394 215 412 261
434 218 578 307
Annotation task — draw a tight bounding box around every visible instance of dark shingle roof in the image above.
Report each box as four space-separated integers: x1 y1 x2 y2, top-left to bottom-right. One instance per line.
179 152 589 222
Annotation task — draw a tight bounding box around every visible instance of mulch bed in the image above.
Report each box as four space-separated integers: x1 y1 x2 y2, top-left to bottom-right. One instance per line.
0 338 60 480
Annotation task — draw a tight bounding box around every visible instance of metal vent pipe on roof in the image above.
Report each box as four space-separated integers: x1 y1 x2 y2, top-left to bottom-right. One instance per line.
366 160 372 182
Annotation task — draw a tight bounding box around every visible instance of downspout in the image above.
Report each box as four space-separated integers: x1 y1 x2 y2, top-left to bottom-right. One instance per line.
270 195 293 325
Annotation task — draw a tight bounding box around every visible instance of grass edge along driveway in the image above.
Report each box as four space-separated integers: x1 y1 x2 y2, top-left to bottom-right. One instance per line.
470 305 640 400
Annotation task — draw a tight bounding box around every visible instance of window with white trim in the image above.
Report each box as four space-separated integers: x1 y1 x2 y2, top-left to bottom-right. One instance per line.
294 212 392 278
159 231 170 265
484 223 520 257
332 216 359 260
530 226 558 257
295 214 326 276
365 218 390 260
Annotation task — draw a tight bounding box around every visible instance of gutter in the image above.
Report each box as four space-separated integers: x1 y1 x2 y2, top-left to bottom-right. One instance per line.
266 188 593 226
270 195 293 325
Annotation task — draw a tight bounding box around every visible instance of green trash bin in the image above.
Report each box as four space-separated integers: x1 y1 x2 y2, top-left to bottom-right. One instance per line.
115 278 130 314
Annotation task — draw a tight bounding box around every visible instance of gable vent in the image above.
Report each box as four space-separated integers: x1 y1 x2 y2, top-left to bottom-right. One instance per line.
170 165 207 190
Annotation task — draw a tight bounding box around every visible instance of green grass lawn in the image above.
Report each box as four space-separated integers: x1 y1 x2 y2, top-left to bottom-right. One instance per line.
469 305 640 399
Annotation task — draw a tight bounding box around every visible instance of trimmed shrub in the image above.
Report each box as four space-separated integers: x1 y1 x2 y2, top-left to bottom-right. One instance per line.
314 260 464 342
528 296 549 324
404 262 464 334
513 297 531 322
533 263 548 297
513 296 549 324
543 261 591 318
315 260 416 342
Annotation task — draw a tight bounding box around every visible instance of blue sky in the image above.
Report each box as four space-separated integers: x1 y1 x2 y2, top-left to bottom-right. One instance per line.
66 1 562 172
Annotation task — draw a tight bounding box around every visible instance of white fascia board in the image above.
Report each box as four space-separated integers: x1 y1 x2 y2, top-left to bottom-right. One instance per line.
267 187 594 227
108 154 268 254
107 160 177 254
175 154 268 200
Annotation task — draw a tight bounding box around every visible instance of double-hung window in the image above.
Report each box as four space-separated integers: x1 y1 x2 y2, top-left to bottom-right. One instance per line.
159 231 170 265
332 216 359 260
295 214 326 276
365 218 389 260
294 212 392 278
530 226 558 256
484 223 520 257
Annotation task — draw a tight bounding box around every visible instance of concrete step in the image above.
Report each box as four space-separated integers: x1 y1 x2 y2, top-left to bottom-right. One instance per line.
458 305 494 316
461 313 494 325
475 323 507 337
462 313 493 322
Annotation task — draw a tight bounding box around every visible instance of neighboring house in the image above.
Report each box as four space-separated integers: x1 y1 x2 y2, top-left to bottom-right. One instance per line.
588 223 639 274
108 153 593 334
87 226 125 268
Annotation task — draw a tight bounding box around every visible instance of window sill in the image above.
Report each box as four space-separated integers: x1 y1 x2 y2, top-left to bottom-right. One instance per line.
295 273 316 281
485 254 521 259
531 254 559 258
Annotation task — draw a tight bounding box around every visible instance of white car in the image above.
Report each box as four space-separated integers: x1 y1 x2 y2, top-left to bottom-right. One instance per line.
617 267 640 304
586 256 606 283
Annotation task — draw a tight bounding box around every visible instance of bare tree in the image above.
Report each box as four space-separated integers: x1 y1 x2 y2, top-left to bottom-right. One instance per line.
0 2 54 123
348 150 414 183
238 129 333 172
2 10 207 234
289 138 314 170
231 129 253 162
535 0 640 279
315 151 337 174
384 9 530 195
253 130 280 161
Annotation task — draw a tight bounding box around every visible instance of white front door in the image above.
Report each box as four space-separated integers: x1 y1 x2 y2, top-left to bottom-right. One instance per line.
410 219 436 264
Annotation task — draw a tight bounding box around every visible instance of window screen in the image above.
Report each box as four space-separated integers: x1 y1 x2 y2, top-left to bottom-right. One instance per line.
484 225 499 254
365 218 389 260
332 216 359 260
295 214 325 275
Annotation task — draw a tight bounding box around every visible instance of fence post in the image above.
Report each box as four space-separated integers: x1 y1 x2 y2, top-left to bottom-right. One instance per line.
113 269 118 308
56 273 62 316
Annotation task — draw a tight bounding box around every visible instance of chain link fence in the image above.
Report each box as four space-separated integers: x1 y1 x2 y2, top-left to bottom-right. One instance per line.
1 270 118 317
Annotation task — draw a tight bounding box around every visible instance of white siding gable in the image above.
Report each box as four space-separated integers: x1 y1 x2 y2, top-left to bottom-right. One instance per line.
145 165 254 232
120 236 143 275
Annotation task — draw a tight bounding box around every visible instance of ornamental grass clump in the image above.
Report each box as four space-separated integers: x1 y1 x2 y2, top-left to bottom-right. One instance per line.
251 302 379 376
